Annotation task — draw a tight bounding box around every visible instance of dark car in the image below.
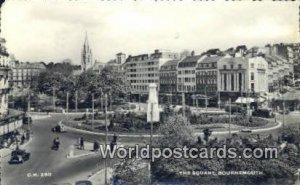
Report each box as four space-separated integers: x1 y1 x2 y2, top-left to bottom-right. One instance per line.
23 116 32 124
252 108 275 118
9 149 30 164
75 180 93 185
51 122 66 133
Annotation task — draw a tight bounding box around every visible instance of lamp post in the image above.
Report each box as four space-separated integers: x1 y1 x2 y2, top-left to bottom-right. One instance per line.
283 96 285 128
75 90 78 112
92 93 94 130
218 91 221 110
205 86 208 112
52 87 56 113
66 92 69 121
104 93 108 185
27 91 31 137
182 91 186 118
229 98 231 138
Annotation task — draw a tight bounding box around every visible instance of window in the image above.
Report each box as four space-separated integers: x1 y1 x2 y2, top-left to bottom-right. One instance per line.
230 64 234 69
251 83 255 91
223 65 227 69
239 73 242 91
238 64 242 69
251 63 254 68
251 72 254 80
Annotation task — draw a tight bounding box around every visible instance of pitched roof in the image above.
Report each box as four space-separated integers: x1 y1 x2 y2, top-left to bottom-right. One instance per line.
199 55 222 64
178 55 202 67
161 59 180 67
218 57 248 63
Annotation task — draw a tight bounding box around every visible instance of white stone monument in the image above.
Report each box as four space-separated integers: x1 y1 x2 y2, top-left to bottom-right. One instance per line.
147 83 159 122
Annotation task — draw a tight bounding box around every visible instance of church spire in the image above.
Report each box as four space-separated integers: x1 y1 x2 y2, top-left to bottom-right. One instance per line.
81 31 94 72
84 31 89 50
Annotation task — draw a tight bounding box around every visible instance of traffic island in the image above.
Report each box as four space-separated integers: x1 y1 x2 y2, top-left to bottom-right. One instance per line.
66 142 97 159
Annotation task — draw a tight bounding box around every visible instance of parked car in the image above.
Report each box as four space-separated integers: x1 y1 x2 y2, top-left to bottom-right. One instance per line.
252 108 275 118
23 116 32 124
225 104 243 114
115 107 129 115
9 149 30 164
279 109 290 115
240 129 252 133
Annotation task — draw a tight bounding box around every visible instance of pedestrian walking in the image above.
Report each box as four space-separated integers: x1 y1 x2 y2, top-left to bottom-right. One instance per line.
21 134 25 145
93 141 99 151
80 137 84 150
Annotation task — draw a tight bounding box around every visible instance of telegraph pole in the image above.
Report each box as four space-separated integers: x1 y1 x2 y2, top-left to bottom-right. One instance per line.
104 93 108 185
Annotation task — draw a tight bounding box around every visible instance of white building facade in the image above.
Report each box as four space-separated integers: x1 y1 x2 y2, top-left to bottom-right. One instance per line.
124 49 179 96
217 55 268 100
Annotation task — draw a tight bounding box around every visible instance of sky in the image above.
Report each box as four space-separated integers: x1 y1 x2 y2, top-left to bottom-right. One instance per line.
1 0 299 65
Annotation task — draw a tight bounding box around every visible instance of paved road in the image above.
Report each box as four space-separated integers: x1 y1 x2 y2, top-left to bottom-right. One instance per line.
1 114 115 185
2 112 297 185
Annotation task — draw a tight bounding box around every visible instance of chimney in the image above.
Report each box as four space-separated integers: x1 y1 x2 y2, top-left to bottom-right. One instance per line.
191 51 195 56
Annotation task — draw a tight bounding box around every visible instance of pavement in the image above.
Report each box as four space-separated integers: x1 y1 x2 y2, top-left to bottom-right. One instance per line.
1 111 295 185
88 168 113 185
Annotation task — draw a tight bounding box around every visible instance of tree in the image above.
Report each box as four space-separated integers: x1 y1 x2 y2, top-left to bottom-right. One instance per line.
156 115 194 147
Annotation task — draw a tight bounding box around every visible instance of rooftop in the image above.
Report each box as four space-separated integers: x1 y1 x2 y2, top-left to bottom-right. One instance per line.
199 55 223 64
178 55 202 68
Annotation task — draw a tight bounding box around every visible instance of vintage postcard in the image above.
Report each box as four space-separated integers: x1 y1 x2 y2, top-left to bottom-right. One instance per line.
0 0 300 185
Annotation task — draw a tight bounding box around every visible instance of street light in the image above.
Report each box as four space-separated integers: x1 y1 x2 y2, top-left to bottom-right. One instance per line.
92 93 94 130
75 90 78 113
104 93 108 185
52 87 56 113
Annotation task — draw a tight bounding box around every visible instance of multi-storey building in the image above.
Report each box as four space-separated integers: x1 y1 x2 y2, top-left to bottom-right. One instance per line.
261 44 293 92
196 55 222 96
0 37 10 117
177 55 204 93
217 54 268 101
9 61 46 88
0 0 10 118
159 59 181 93
124 49 179 100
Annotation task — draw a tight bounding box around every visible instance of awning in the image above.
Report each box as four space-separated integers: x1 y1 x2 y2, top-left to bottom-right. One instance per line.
235 97 255 104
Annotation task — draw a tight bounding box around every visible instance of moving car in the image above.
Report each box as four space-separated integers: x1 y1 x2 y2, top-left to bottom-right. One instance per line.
9 149 30 164
51 121 66 133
